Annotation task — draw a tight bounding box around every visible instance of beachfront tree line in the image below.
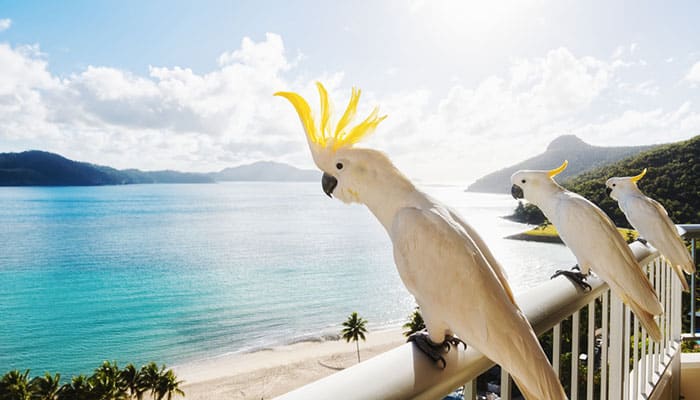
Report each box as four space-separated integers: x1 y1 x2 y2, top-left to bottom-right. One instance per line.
0 361 184 400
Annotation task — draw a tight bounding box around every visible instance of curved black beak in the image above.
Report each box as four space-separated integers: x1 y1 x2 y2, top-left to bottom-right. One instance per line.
605 187 612 197
322 173 338 198
511 184 524 199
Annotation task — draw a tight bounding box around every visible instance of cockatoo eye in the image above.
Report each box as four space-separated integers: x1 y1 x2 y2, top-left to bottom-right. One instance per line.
612 183 616 187
521 179 526 184
336 162 344 170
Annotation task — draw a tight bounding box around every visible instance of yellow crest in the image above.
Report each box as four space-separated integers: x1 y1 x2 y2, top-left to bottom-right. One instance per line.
631 168 647 182
274 82 387 152
548 160 568 178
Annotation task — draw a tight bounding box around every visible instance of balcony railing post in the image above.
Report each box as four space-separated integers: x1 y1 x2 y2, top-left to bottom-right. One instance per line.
463 380 476 400
608 294 624 399
500 369 512 400
692 238 697 337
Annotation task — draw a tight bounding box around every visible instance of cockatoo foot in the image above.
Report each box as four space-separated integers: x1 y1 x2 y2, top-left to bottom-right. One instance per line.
445 334 467 351
407 331 466 368
635 237 648 245
551 269 592 292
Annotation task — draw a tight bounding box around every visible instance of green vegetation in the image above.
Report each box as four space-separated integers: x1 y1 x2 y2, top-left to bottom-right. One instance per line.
564 135 700 227
507 222 638 244
507 135 699 236
508 201 547 225
341 312 368 363
0 361 184 400
402 307 426 337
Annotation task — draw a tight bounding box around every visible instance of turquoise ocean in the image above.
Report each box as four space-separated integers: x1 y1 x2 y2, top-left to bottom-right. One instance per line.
0 183 575 377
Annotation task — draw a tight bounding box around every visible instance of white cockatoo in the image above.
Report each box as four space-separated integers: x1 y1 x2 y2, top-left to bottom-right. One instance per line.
276 82 567 400
606 168 695 292
511 161 663 341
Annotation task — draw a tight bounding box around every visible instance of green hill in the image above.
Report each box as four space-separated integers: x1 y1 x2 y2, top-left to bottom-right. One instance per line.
564 135 700 227
0 151 121 185
467 135 657 193
0 150 318 186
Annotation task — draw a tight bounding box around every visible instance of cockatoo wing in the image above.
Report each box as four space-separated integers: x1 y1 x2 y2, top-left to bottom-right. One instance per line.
392 207 566 400
553 194 663 340
447 208 516 305
625 196 695 278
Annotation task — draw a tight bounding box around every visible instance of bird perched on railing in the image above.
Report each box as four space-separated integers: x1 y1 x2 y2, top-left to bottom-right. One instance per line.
276 82 567 400
511 161 663 341
606 168 695 292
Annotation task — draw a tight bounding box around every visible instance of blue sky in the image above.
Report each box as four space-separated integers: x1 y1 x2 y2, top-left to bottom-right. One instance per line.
1 0 700 182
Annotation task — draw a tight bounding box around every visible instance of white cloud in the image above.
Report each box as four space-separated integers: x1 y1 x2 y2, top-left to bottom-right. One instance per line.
0 19 11 32
685 61 700 86
0 34 303 171
1 35 698 183
378 48 621 182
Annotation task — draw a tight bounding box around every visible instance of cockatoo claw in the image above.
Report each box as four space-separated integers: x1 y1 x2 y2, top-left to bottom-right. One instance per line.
636 237 648 245
551 269 592 292
445 334 467 351
407 331 463 369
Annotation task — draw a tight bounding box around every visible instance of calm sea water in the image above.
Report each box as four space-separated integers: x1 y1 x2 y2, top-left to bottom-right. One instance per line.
0 183 575 376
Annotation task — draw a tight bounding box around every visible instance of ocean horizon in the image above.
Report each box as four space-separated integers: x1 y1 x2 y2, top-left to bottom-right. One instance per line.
0 182 575 377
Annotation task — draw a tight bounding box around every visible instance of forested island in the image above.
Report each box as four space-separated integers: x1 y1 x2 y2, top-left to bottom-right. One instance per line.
0 151 318 186
507 135 700 227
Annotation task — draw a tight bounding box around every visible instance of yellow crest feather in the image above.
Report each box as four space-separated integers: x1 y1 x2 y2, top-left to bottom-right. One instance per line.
631 168 647 182
548 160 568 178
316 82 331 147
275 82 386 152
273 91 318 144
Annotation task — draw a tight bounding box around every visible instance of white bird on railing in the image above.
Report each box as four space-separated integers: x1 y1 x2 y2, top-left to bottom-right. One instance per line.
275 82 567 400
606 168 695 292
511 161 663 341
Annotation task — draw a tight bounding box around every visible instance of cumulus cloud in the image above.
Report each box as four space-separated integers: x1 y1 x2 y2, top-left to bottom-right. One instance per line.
1 33 698 183
0 33 306 171
0 19 11 32
379 48 622 181
685 61 700 86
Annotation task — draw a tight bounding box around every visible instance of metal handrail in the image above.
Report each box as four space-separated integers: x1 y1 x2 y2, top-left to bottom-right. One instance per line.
276 242 665 400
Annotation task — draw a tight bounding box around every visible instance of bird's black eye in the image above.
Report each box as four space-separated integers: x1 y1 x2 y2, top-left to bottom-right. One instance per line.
521 179 526 184
612 183 616 187
336 162 343 170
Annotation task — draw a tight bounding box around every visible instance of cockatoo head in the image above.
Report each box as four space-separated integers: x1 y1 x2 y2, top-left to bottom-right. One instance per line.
275 82 390 204
605 168 647 201
510 160 568 203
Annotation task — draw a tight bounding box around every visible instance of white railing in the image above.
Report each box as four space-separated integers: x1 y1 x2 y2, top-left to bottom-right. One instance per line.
680 225 700 338
277 235 691 400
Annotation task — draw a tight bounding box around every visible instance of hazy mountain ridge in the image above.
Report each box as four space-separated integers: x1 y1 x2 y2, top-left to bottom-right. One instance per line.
0 150 318 186
466 135 658 193
212 161 318 181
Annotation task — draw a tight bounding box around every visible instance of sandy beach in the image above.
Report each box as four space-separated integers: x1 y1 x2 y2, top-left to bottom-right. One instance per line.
174 327 406 399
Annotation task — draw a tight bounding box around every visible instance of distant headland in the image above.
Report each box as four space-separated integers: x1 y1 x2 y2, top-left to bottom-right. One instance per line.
0 150 319 186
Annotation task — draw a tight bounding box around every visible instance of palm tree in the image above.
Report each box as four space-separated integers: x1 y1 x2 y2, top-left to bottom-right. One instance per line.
0 369 32 400
155 369 184 400
29 372 61 400
57 375 92 400
120 363 145 400
91 361 127 400
140 362 163 400
402 307 426 337
341 312 368 363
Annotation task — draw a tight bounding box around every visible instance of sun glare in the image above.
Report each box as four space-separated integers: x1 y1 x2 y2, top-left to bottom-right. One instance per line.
410 0 543 47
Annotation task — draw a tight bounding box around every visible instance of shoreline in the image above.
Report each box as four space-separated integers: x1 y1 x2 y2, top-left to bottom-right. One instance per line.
174 326 406 399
